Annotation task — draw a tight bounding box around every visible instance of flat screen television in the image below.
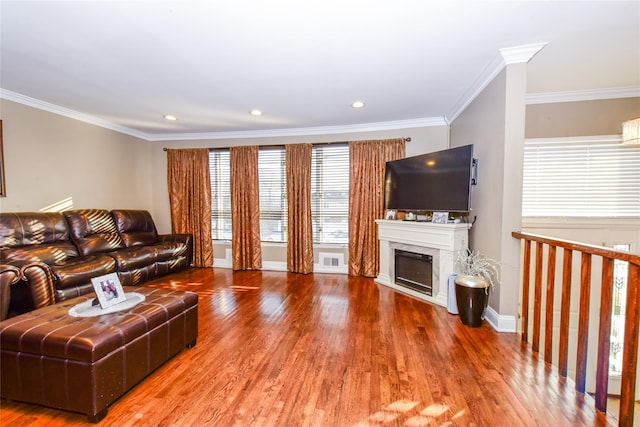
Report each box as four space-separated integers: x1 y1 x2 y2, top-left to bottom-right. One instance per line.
384 144 476 213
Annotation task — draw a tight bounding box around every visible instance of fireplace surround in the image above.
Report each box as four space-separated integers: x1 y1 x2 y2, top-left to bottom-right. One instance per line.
375 219 471 307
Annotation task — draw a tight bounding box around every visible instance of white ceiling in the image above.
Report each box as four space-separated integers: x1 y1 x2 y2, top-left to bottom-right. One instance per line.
1 1 639 141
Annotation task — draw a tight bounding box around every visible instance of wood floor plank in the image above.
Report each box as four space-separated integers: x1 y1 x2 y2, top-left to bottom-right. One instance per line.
0 268 620 426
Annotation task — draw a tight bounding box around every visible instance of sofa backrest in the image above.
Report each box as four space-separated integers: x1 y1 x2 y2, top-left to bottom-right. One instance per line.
111 210 159 247
64 209 125 256
0 212 79 264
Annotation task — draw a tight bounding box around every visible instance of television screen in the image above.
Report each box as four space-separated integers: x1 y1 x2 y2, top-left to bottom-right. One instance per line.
384 145 475 212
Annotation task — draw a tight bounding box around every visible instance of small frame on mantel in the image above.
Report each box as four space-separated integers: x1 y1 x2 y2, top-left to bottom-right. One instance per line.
432 212 449 224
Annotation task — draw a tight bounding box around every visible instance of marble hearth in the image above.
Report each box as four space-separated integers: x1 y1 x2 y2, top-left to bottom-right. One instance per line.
375 219 471 307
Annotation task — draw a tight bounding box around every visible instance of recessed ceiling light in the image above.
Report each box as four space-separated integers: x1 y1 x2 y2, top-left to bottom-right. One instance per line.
163 114 178 121
250 109 263 116
351 101 366 108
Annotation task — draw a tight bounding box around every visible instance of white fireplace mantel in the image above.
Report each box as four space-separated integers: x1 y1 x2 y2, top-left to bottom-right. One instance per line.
375 219 471 307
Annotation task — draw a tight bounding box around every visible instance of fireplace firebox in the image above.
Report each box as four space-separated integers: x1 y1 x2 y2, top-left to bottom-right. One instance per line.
394 250 433 296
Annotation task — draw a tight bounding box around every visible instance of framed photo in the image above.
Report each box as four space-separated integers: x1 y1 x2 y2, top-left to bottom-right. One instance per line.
432 211 449 224
385 209 397 220
91 273 126 309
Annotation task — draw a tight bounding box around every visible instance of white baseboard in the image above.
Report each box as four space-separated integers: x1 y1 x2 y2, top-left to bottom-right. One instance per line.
484 306 517 333
213 258 232 268
212 258 348 274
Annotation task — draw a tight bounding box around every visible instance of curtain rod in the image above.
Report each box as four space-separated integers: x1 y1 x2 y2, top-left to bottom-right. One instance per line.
163 137 411 151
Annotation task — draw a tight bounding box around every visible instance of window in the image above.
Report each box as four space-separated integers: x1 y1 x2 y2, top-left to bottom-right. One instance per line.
610 243 630 376
311 144 349 244
522 136 640 217
209 150 232 240
258 148 287 242
209 144 350 244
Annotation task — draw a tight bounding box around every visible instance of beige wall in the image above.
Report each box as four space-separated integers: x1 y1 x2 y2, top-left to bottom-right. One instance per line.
0 99 152 213
450 69 508 312
526 97 640 138
450 62 528 321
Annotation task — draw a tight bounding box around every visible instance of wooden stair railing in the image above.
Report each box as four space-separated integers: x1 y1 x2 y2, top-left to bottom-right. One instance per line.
512 231 640 427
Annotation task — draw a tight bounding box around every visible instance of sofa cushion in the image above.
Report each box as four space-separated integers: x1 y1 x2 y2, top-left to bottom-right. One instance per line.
64 209 124 256
151 242 188 262
51 254 117 290
0 242 79 265
107 246 157 271
0 212 69 248
111 210 159 247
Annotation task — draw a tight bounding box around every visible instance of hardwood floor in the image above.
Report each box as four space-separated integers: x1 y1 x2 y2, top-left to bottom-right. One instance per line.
0 268 620 426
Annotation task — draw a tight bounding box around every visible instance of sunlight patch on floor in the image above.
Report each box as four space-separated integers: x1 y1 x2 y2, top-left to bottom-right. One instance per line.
351 400 451 426
230 285 260 291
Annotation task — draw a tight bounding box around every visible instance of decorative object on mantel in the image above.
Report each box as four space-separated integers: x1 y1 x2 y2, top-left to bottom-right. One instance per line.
453 248 501 327
622 118 640 145
68 292 146 317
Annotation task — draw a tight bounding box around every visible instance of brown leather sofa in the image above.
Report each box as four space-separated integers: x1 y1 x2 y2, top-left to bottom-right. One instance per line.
0 209 192 314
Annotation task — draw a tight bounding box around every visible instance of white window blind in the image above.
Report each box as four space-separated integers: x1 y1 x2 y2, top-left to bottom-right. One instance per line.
522 136 640 217
209 150 232 240
311 144 349 244
259 148 287 242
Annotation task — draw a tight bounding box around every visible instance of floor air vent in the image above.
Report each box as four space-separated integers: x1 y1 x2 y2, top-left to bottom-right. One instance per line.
319 253 344 269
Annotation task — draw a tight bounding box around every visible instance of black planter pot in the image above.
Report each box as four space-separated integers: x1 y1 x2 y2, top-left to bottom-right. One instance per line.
454 275 489 327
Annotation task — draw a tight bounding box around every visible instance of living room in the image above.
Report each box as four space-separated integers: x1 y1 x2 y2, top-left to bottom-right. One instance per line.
1 1 639 425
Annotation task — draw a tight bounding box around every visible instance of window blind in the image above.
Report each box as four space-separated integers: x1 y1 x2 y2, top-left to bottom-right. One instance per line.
311 144 350 244
522 136 640 217
209 150 232 240
258 148 287 242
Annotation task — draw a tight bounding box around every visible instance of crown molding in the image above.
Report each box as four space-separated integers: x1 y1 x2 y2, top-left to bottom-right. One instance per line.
446 52 506 123
1 88 447 142
145 117 448 142
500 42 547 64
447 42 548 123
0 88 149 140
526 86 640 104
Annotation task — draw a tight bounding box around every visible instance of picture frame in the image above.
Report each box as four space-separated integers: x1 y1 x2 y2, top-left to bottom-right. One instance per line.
91 273 126 309
432 211 449 224
385 209 397 220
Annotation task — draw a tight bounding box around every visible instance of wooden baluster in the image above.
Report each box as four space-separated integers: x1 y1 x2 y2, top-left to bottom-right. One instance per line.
521 239 531 343
532 242 543 353
558 248 572 378
575 253 592 393
544 245 556 365
619 263 639 427
595 257 613 414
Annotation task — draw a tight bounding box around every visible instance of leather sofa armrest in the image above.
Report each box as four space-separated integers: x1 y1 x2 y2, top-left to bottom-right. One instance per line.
19 262 56 309
159 233 193 266
1 264 22 320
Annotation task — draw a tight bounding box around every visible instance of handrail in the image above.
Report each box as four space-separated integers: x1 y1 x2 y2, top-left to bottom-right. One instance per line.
512 231 640 427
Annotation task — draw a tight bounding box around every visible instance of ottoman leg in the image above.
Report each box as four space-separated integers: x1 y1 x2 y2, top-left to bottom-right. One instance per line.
186 339 197 349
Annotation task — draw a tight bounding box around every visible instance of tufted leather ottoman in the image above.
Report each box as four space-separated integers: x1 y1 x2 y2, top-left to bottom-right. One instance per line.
0 286 198 422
